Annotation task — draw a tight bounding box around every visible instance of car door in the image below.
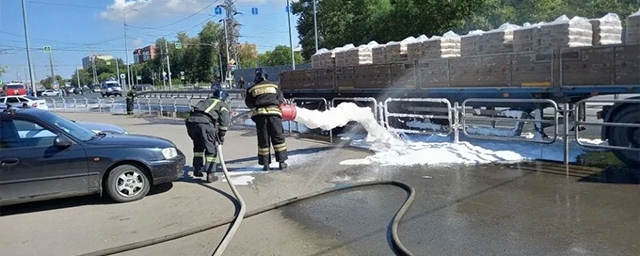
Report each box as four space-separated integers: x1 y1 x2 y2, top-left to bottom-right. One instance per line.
0 116 90 202
5 96 20 107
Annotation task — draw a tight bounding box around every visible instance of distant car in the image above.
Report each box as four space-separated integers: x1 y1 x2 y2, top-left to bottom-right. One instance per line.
0 95 48 110
101 81 123 97
41 89 61 97
0 108 185 206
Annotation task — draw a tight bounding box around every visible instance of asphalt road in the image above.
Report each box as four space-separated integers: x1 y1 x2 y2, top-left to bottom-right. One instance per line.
1 112 638 256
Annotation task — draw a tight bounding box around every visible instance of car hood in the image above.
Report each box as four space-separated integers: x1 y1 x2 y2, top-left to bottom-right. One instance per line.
84 134 175 148
76 121 127 134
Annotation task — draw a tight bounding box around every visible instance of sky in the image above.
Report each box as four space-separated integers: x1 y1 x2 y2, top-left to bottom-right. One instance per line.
0 0 301 82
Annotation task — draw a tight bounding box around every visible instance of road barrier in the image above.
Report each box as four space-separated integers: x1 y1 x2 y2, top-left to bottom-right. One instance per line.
43 92 640 166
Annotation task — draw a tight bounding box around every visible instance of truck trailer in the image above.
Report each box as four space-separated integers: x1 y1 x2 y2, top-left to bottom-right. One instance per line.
277 43 640 166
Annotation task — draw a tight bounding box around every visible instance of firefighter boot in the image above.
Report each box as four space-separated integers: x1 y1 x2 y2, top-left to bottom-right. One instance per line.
279 161 288 170
193 167 203 177
262 164 270 171
205 163 219 183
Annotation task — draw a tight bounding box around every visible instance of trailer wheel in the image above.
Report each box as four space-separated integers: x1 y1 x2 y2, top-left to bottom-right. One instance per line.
608 107 640 167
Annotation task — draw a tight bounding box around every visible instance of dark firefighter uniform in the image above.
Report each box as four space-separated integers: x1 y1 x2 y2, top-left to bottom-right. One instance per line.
126 89 137 115
245 68 288 171
185 90 230 182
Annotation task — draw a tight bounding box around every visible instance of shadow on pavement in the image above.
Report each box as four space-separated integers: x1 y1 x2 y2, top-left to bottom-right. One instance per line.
517 161 640 185
0 183 174 216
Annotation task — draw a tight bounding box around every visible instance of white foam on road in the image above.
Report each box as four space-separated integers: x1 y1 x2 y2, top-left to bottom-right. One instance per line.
339 133 608 166
222 175 255 186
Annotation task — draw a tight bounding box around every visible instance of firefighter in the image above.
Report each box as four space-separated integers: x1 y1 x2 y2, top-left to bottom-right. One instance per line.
185 89 231 182
126 88 137 115
244 68 288 171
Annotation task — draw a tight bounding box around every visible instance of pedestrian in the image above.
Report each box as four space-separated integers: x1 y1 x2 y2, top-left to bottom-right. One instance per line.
185 89 231 182
244 68 288 171
126 88 137 115
237 76 246 89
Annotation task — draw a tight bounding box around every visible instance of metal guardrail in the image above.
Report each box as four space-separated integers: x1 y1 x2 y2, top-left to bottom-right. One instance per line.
461 98 560 144
383 98 453 136
43 93 640 166
574 99 640 152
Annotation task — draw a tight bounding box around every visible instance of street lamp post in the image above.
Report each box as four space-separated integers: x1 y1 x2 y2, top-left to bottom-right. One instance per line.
122 9 138 91
20 0 37 92
313 0 318 52
286 0 295 70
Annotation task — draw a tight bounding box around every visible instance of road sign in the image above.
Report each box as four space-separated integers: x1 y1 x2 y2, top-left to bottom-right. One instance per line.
175 42 182 49
229 59 236 65
180 71 185 75
162 71 167 76
215 6 223 15
120 74 126 79
251 7 258 15
43 45 52 53
136 76 142 80
106 61 111 66
180 76 185 80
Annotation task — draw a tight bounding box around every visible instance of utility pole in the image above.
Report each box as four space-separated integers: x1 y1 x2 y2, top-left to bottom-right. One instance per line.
48 52 56 87
76 65 81 86
164 40 173 89
115 59 121 85
218 0 240 86
20 0 37 92
122 9 138 91
286 0 295 70
313 0 318 52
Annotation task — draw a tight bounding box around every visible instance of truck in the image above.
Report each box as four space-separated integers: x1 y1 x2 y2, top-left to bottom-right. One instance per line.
277 43 640 166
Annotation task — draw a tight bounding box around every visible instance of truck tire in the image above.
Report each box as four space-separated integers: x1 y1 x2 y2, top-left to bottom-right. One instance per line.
608 107 640 167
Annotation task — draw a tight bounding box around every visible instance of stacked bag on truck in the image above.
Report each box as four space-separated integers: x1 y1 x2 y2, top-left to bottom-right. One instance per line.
422 31 461 58
405 35 429 61
589 13 623 45
626 8 640 44
334 42 376 67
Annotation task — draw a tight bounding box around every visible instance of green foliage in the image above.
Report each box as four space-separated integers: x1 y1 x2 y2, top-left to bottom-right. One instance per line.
39 75 65 89
257 45 304 66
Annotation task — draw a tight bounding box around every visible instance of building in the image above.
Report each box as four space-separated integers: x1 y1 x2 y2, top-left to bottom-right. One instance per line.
82 54 114 70
133 45 157 64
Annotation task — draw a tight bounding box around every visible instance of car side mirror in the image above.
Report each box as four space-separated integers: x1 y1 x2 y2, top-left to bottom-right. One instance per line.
54 135 73 147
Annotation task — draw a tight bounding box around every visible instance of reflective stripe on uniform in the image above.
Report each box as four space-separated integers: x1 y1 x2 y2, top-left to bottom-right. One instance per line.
258 147 270 155
220 106 228 112
273 143 286 152
204 99 221 113
194 152 204 157
205 156 218 162
248 83 278 97
251 106 282 117
219 126 228 131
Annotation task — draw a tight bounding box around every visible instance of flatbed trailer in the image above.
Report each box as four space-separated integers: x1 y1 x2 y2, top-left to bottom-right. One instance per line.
278 43 640 166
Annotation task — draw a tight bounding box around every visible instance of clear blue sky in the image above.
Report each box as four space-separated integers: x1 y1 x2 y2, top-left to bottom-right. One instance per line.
0 0 301 82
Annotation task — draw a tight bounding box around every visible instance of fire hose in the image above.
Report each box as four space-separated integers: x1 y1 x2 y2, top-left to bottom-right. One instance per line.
77 109 417 256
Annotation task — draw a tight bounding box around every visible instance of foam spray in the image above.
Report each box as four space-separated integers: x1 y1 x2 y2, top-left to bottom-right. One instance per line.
293 102 404 146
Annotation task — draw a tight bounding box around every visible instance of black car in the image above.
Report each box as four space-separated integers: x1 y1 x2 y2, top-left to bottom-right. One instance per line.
0 108 185 206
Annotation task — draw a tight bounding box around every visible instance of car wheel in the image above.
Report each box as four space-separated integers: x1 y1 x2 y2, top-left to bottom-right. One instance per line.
105 164 151 203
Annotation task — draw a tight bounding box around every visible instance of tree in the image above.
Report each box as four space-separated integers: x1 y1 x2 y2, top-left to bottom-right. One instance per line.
258 45 304 66
70 68 92 86
39 75 65 89
237 42 259 69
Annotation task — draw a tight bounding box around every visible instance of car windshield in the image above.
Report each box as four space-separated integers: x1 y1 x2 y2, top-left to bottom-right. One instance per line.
38 111 98 141
7 85 24 89
106 83 119 87
25 96 39 100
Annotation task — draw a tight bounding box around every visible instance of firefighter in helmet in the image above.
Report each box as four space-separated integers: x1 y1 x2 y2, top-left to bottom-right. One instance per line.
185 89 231 182
244 68 288 171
